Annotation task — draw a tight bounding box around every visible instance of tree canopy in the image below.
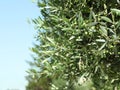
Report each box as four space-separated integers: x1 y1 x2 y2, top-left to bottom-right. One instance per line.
26 0 120 90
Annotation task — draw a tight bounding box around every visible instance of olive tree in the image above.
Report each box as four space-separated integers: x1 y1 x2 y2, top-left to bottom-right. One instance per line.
26 0 120 90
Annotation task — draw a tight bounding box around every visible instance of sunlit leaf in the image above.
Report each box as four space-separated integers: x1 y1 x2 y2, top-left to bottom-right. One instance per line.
101 16 112 23
111 8 120 16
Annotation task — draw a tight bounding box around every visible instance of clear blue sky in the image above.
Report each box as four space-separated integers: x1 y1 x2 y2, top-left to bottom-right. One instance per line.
0 0 40 90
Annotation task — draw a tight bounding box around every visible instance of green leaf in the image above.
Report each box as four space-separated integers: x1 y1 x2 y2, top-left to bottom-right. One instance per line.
87 22 98 27
40 50 54 55
89 10 96 21
69 36 75 40
96 39 106 42
30 69 37 73
100 25 107 36
38 2 46 7
116 20 120 29
46 37 55 45
78 12 83 28
76 38 82 41
101 16 112 23
98 42 107 51
111 8 120 16
62 27 72 31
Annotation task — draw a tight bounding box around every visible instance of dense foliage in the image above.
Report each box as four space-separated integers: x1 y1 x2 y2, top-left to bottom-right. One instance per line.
26 0 120 90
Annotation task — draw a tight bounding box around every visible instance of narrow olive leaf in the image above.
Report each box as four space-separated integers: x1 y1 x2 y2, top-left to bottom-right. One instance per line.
46 37 55 45
76 38 82 41
108 28 115 34
50 15 59 19
87 22 98 27
98 42 107 51
96 39 106 42
94 66 100 73
116 20 120 29
78 12 83 28
111 9 120 16
69 36 75 40
32 19 38 24
41 59 49 64
62 17 70 25
99 22 106 26
89 10 93 20
37 17 44 28
62 27 72 31
30 69 37 73
100 25 107 36
101 16 112 23
39 51 54 54
117 0 120 4
40 44 50 48
38 2 46 7
89 10 96 20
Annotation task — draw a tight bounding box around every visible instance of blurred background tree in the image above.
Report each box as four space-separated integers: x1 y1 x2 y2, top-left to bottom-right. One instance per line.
26 0 120 90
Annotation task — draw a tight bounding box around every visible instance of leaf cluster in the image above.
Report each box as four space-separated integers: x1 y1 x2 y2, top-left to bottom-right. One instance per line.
26 0 120 90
